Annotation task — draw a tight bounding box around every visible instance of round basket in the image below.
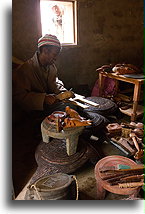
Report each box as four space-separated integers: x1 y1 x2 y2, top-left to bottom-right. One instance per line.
83 111 109 137
84 97 118 116
31 139 91 184
25 173 78 200
95 155 139 196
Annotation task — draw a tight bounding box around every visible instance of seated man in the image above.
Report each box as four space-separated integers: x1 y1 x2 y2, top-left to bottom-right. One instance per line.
13 34 74 120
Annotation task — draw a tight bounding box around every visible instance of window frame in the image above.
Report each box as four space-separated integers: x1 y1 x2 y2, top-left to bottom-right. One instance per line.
40 0 78 47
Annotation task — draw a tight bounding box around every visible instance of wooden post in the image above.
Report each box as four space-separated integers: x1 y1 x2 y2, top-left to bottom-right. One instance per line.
131 82 141 121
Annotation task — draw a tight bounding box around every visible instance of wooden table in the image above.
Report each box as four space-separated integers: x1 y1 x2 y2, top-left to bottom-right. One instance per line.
98 72 144 121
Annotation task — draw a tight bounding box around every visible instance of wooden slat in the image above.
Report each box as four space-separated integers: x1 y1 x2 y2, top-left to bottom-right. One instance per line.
120 105 144 117
74 94 99 107
65 99 89 109
101 72 144 84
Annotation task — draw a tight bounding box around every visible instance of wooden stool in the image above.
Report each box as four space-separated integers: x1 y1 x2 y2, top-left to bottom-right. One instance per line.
41 117 84 156
94 155 140 199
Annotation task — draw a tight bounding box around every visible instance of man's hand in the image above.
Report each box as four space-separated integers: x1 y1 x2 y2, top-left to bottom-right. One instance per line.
44 94 56 105
56 90 75 101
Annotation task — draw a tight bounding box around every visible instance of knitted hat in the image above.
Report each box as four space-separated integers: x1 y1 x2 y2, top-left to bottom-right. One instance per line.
38 34 61 48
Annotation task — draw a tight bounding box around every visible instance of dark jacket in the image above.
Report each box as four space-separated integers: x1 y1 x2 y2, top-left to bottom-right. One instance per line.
13 52 66 111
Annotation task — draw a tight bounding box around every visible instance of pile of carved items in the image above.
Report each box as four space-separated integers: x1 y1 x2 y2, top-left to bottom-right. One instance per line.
46 106 92 132
100 164 144 189
106 122 144 160
96 63 140 75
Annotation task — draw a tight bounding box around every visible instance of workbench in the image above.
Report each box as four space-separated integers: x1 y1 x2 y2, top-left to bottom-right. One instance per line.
98 72 144 121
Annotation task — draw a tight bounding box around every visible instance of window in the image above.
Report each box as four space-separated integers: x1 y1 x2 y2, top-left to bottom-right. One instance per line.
40 0 77 45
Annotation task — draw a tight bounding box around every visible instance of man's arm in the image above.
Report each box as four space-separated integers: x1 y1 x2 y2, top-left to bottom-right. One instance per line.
13 72 46 111
13 64 57 111
48 64 67 94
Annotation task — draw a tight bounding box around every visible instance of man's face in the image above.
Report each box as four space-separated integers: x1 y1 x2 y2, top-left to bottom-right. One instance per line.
43 46 60 65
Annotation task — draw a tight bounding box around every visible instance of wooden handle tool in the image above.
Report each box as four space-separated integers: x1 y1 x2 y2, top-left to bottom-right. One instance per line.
118 181 144 188
129 133 144 160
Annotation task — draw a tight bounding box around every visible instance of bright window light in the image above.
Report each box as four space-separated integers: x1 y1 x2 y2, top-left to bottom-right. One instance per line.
40 0 77 45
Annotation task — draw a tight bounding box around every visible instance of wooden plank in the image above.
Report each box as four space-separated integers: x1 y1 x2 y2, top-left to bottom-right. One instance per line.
75 98 99 107
101 72 144 84
15 180 31 200
65 99 89 109
120 105 144 117
74 94 99 107
74 93 85 99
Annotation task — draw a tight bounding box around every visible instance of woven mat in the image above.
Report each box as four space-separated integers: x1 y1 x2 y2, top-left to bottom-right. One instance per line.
30 139 92 185
84 97 118 116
